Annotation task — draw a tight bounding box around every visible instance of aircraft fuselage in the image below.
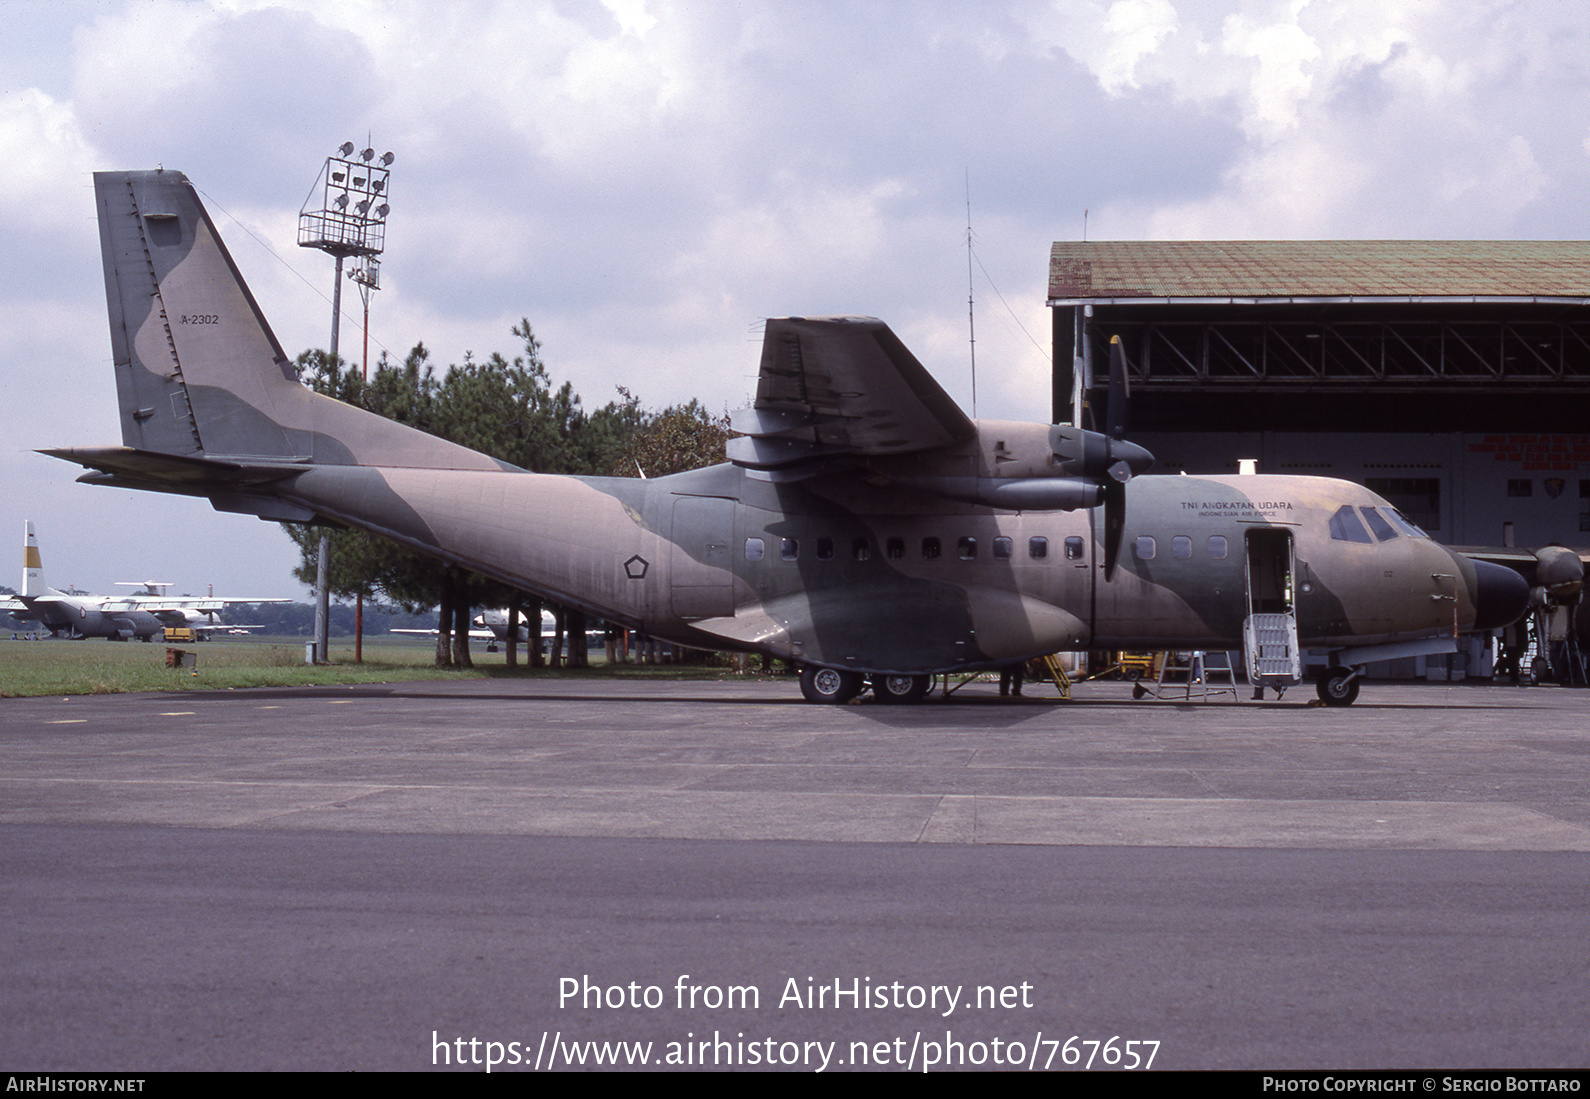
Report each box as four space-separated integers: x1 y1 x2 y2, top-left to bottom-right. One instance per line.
280 459 1496 676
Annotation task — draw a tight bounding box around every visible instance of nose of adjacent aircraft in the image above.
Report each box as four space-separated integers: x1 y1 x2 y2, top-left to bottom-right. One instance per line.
1470 558 1532 632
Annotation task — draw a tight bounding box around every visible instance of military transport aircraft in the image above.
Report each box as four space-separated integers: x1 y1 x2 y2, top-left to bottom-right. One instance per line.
44 169 1530 702
0 520 285 640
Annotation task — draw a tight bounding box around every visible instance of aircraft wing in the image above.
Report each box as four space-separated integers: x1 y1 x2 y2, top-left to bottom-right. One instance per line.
116 596 290 610
727 316 975 472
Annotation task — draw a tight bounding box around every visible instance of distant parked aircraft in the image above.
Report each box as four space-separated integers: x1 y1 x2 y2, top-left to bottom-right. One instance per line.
0 521 286 640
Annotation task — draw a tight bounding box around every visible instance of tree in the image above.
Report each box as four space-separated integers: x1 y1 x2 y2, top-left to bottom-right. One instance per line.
285 324 614 666
285 344 455 657
285 322 732 669
607 398 729 478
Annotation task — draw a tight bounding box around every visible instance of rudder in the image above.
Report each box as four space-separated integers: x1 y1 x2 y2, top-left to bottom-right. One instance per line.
96 169 307 461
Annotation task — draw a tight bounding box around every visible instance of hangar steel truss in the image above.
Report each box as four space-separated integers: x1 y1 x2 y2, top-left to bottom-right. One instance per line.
1104 309 1590 389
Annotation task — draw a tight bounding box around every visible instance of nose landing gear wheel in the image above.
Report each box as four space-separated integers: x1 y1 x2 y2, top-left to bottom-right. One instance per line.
872 673 930 704
800 665 863 703
1316 666 1360 707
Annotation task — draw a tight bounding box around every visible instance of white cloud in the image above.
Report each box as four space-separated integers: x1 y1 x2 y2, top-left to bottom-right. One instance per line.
6 0 1590 593
1219 4 1321 140
1099 0 1182 94
0 89 98 237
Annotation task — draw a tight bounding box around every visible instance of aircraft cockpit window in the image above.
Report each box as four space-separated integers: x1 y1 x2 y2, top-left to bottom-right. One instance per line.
1360 506 1399 542
1385 509 1429 538
816 537 835 560
1064 536 1083 560
852 538 871 561
744 537 765 562
1328 505 1373 544
922 537 941 560
780 538 799 561
1172 535 1192 560
885 537 905 560
1134 536 1156 561
1030 537 1049 559
993 537 1013 560
958 537 977 560
1208 535 1228 559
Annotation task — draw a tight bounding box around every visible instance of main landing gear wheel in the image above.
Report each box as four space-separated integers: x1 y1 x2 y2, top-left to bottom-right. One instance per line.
872 673 930 704
1316 666 1360 707
800 665 863 704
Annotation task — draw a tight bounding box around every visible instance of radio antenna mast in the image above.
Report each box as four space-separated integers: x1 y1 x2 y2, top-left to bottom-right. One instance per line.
966 169 977 418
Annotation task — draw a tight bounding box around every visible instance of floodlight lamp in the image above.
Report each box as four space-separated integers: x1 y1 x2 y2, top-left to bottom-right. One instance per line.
331 171 346 184
375 204 389 217
372 179 385 193
338 142 355 156
381 151 394 166
352 176 366 188
356 199 371 215
361 147 374 162
334 193 348 209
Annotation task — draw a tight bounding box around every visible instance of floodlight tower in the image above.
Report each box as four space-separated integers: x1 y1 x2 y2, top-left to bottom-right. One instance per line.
298 142 393 663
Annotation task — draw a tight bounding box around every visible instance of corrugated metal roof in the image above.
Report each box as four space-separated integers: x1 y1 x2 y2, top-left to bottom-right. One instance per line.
1048 241 1590 301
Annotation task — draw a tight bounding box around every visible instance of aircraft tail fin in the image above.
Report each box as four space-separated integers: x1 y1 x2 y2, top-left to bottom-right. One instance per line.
89 170 507 476
22 520 42 598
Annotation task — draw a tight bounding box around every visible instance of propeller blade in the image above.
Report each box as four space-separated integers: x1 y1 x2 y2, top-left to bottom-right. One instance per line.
1107 336 1130 440
1102 336 1138 581
1103 477 1126 582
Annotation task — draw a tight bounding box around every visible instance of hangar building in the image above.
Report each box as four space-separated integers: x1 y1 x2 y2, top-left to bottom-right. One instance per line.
1049 241 1590 551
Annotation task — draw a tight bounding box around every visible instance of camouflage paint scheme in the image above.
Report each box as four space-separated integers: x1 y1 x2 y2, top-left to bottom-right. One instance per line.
47 171 1529 699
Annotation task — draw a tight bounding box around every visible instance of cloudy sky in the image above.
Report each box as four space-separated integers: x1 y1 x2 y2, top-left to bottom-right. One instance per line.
3 0 1587 600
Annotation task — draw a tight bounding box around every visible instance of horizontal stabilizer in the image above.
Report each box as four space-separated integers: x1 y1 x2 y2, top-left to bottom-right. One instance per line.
41 446 303 492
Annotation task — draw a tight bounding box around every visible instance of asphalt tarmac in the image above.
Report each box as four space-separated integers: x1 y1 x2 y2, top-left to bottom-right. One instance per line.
3 674 1588 1071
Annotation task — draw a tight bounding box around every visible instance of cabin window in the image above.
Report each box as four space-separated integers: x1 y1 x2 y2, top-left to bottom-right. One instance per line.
1171 535 1192 560
1208 535 1228 559
1385 509 1429 538
922 537 941 560
744 537 764 562
780 537 799 561
993 537 1012 560
958 537 977 560
1029 536 1049 559
1064 536 1083 560
1134 536 1156 561
816 537 834 560
886 537 905 560
1360 506 1399 542
1328 505 1373 544
1365 476 1440 532
852 538 871 561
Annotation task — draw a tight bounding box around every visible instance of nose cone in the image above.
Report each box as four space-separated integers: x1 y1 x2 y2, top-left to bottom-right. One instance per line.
1471 559 1531 632
1534 546 1585 601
